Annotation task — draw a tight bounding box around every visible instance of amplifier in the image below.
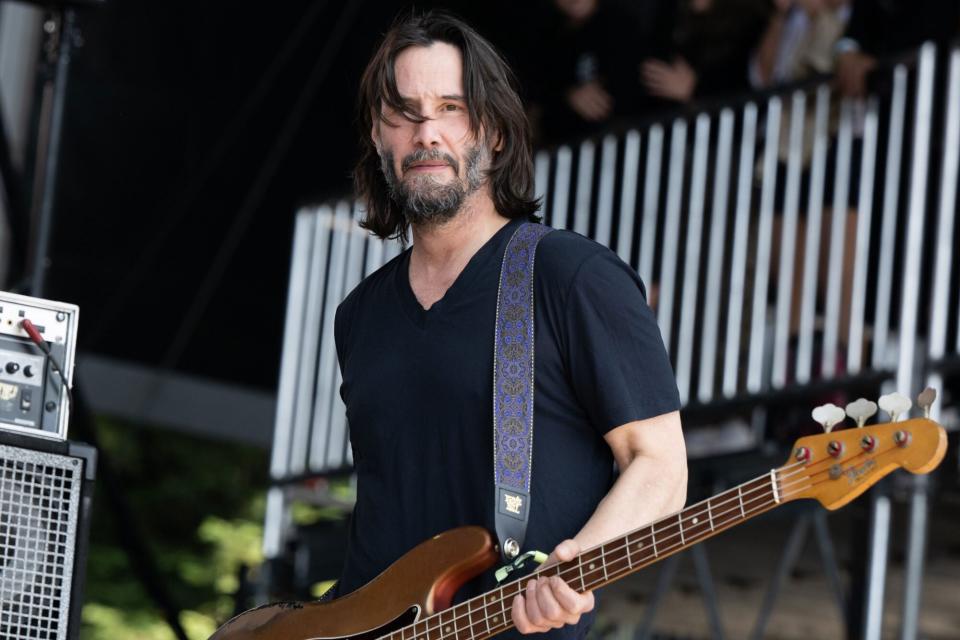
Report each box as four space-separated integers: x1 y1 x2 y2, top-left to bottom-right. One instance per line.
0 430 96 640
0 292 78 440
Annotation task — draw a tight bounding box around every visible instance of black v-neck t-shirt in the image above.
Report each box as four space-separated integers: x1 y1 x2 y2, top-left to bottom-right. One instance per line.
333 218 679 638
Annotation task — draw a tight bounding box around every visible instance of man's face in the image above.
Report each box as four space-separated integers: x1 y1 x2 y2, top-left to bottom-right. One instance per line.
373 42 492 226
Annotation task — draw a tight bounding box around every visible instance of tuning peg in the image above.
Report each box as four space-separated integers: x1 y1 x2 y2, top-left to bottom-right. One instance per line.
917 387 937 418
845 398 878 428
812 403 847 432
878 392 912 422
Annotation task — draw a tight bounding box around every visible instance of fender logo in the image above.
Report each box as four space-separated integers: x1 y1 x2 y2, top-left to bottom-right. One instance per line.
844 459 876 485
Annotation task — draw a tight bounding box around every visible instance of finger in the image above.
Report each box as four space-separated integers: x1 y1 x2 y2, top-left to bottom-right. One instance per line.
551 576 595 614
554 540 580 563
535 578 572 627
513 594 549 634
524 579 550 629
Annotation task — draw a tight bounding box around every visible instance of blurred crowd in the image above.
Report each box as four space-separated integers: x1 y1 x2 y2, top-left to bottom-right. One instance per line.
525 0 960 143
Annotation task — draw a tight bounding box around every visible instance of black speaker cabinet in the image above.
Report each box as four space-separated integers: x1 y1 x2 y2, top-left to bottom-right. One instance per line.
0 430 96 640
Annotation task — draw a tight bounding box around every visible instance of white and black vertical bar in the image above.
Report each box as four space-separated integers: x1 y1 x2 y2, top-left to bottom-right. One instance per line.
552 145 573 230
676 114 711 404
289 207 332 475
848 97 880 374
616 130 642 267
270 211 315 480
771 91 806 389
573 139 595 236
895 43 935 397
929 47 960 366
656 119 688 352
594 135 618 247
639 126 664 289
871 66 908 368
309 202 353 471
896 44 937 640
747 97 782 393
724 103 758 397
325 203 367 469
796 85 831 383
699 108 734 402
823 99 855 378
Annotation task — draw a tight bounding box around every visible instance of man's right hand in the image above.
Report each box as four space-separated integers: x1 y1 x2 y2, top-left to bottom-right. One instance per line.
566 81 614 122
836 51 877 98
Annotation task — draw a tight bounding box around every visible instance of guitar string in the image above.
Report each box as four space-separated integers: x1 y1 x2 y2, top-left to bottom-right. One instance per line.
384 482 796 640
382 467 799 640
385 445 895 640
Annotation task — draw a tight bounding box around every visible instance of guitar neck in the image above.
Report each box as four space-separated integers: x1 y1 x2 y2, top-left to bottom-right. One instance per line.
386 468 789 640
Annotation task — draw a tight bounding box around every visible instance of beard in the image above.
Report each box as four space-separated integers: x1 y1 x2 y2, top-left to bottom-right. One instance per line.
380 145 486 227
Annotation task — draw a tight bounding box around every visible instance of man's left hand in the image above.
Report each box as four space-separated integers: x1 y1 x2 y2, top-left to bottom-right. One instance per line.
511 539 595 634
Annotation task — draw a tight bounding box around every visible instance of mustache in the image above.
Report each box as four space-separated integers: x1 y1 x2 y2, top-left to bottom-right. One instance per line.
401 149 459 174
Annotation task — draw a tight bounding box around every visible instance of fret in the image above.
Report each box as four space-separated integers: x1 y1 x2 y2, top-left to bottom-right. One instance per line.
482 595 492 636
625 533 634 569
441 608 458 640
707 497 715 531
684 502 711 543
497 588 507 629
600 545 609 581
462 602 477 640
651 526 658 557
578 556 585 591
678 513 685 545
737 484 746 518
414 619 428 640
770 469 780 503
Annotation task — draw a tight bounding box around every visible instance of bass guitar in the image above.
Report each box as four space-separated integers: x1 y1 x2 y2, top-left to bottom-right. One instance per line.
212 397 947 640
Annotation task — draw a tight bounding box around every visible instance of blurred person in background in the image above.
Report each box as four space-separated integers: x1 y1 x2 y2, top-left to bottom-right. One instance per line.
751 0 851 89
533 0 673 142
835 0 960 97
640 0 771 105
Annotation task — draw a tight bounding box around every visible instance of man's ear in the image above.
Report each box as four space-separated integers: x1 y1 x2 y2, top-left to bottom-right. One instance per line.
492 130 504 153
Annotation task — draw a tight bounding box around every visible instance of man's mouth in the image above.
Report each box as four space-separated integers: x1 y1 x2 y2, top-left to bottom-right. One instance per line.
407 162 450 172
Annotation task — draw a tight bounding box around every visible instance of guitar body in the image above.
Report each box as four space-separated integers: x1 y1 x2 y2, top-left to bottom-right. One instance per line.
212 526 499 640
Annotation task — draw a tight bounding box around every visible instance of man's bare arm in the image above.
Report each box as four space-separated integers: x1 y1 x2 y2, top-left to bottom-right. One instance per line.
512 410 687 633
574 410 688 550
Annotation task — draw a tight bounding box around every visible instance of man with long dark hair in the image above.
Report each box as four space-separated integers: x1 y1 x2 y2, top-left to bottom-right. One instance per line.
210 11 684 640
337 12 686 637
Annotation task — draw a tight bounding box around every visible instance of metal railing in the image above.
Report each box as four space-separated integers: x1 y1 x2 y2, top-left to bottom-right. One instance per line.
263 41 960 640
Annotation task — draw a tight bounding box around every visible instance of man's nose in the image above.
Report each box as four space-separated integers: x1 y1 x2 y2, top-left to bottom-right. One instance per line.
412 117 441 148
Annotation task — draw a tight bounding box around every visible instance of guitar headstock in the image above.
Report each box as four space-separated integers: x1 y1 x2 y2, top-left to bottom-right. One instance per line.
778 390 948 510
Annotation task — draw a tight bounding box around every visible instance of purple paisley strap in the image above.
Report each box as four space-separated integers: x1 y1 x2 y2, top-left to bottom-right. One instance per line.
493 221 553 561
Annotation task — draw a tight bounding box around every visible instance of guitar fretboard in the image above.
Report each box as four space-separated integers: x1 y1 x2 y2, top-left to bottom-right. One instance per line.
384 468 788 640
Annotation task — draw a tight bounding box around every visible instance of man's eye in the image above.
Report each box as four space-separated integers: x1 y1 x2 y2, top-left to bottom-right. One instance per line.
443 103 462 112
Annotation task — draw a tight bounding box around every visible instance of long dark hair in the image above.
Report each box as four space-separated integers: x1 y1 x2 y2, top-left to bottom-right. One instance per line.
355 10 540 241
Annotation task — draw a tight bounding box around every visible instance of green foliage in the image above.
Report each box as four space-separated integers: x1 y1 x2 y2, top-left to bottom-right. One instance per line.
80 418 270 640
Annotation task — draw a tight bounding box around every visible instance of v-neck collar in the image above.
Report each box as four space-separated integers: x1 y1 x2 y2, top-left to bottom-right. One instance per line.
395 217 524 329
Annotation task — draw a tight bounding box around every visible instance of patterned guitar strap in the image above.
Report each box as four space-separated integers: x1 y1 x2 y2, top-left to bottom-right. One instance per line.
493 222 554 567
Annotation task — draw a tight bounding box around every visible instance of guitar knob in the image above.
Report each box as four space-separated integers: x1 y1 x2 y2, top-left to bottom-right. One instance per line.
845 398 878 428
827 441 844 458
879 392 911 422
812 403 846 433
894 430 911 447
860 435 877 452
917 387 937 418
794 446 811 462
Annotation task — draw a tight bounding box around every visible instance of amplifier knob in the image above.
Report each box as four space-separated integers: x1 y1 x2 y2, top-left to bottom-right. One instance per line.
23 365 34 378
5 362 19 374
